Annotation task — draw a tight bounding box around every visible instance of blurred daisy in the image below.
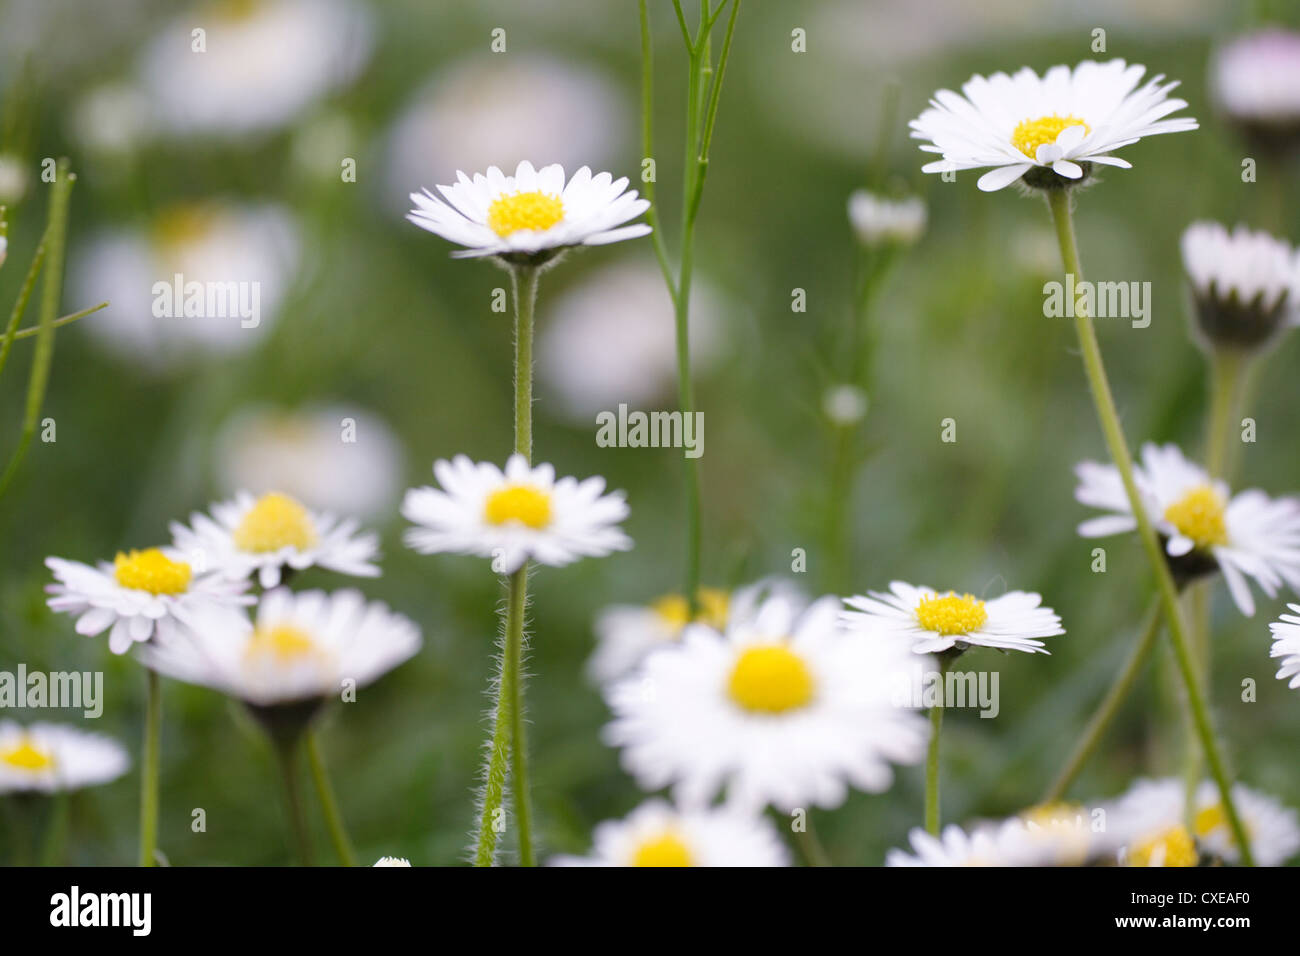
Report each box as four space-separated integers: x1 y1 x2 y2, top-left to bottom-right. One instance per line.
1212 29 1300 151
888 809 1108 867
841 581 1064 656
0 721 129 794
407 161 651 261
214 404 404 522
910 59 1197 191
171 490 381 589
68 82 152 157
402 454 631 575
1268 603 1300 690
46 548 249 654
847 190 926 246
372 856 411 867
1181 221 1300 353
552 799 789 867
822 384 869 427
140 0 372 137
604 593 928 812
537 261 724 421
1075 442 1300 615
0 153 28 206
137 588 421 708
886 823 1013 867
383 54 625 213
71 201 300 372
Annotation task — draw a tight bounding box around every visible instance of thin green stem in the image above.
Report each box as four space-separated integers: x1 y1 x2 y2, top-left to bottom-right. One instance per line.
504 566 534 866
6 302 107 345
274 740 313 866
639 0 678 299
925 689 944 835
40 792 69 866
1045 189 1255 865
305 732 357 867
795 817 831 867
138 669 161 867
472 650 513 865
511 265 538 462
1044 602 1162 803
0 239 45 383
1205 349 1245 481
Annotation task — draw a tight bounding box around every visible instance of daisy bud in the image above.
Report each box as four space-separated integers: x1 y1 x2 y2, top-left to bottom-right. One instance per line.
1211 29 1300 157
846 190 926 246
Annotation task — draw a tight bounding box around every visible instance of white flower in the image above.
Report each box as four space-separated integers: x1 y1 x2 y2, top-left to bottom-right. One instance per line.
910 59 1198 191
886 823 1014 867
372 856 411 867
822 384 869 426
68 82 152 156
888 808 1110 867
46 548 251 654
137 588 421 706
1105 777 1300 867
140 0 373 137
71 201 300 373
402 454 631 574
171 490 381 589
1268 603 1300 690
603 593 928 813
1075 442 1300 616
407 160 651 260
1181 221 1300 351
552 799 789 867
1212 29 1300 130
841 581 1064 656
214 404 404 523
847 190 926 245
0 721 129 794
537 260 724 421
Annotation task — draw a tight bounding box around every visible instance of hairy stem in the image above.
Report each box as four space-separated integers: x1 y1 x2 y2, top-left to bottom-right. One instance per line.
138 669 161 867
305 732 356 867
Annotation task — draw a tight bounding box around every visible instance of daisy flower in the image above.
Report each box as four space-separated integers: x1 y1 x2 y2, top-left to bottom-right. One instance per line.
170 490 380 589
910 59 1198 191
603 593 928 813
0 721 129 794
888 808 1111 867
841 581 1064 656
847 190 926 246
1074 442 1300 615
407 160 651 262
1268 603 1300 690
886 823 1015 867
137 587 421 709
552 799 789 867
45 548 250 654
1211 29 1300 151
1181 221 1300 352
402 454 631 575
372 856 411 867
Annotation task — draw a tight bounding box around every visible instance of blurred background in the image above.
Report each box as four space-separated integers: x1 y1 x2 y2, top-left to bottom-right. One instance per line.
0 0 1297 865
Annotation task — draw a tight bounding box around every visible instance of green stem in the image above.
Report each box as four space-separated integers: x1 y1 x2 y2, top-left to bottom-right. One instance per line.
138 669 161 867
639 0 677 298
1044 602 1162 803
40 792 69 866
472 645 513 865
0 239 45 383
924 657 947 834
1205 349 1245 481
510 265 538 461
505 566 534 866
794 817 831 867
274 739 313 866
1045 189 1255 865
305 732 356 867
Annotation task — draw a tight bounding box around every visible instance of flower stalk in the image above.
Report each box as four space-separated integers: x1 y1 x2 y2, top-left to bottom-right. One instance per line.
306 732 357 867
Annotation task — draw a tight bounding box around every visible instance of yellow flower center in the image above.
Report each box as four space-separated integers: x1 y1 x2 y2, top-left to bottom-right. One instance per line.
483 485 552 529
650 588 731 633
1 736 55 772
152 202 216 251
1193 802 1253 849
727 645 816 714
113 548 193 596
1163 486 1229 550
1022 801 1084 829
233 492 317 553
1130 825 1198 867
631 831 695 867
245 625 317 662
1011 114 1091 158
915 592 988 636
486 190 565 237
215 0 262 22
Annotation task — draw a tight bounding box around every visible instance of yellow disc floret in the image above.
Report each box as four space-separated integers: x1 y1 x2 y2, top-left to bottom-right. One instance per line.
233 492 317 553
1011 114 1091 159
114 548 193 596
486 190 565 238
245 625 317 662
483 485 552 529
1129 825 1198 867
631 831 695 867
1163 486 1229 550
1 736 55 772
916 592 988 636
728 644 816 714
650 588 731 633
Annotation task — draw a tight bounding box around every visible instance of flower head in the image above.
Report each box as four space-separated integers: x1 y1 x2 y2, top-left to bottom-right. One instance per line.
1075 442 1300 614
910 59 1197 191
407 160 650 262
402 453 631 574
841 581 1064 656
1212 29 1300 152
0 721 129 794
847 190 926 246
372 856 411 867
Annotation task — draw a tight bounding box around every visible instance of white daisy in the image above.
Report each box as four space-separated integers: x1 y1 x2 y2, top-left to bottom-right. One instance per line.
372 856 411 867
886 823 1014 867
1074 442 1300 616
847 190 927 246
402 454 631 575
822 384 870 427
0 721 129 794
1211 29 1300 143
1181 221 1300 351
137 587 421 707
910 59 1198 191
888 808 1110 867
552 799 789 867
1268 603 1300 690
45 548 251 654
139 0 373 137
407 160 651 261
841 581 1064 656
171 490 380 589
603 593 928 813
